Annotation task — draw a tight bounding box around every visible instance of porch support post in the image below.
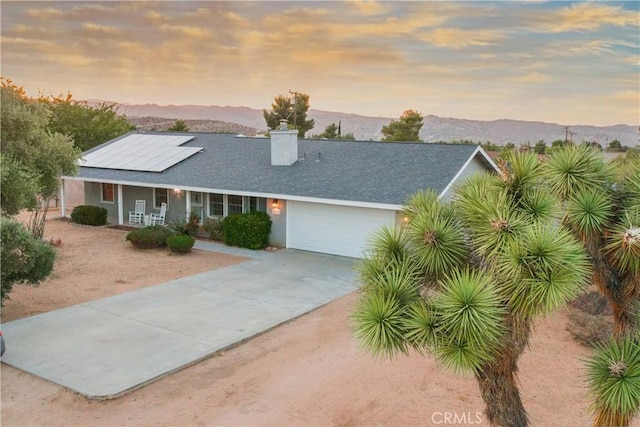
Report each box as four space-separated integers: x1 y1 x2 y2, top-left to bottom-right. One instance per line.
117 184 124 225
59 178 66 218
185 190 191 221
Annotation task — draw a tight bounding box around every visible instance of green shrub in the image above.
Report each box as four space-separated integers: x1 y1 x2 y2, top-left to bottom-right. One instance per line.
203 217 224 240
126 225 173 249
222 211 272 249
167 234 196 254
1 217 56 305
70 205 108 226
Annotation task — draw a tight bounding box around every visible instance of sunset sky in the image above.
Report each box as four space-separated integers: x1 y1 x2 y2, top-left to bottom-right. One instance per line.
2 1 638 126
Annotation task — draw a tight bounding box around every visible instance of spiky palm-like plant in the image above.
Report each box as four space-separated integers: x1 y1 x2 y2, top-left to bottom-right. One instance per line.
586 337 640 427
545 144 640 337
545 146 640 427
353 150 590 427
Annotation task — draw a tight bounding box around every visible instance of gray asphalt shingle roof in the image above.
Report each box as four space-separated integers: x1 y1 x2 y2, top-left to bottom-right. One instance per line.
71 132 490 206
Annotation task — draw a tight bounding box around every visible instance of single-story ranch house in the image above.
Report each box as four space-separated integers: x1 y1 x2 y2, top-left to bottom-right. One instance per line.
61 126 498 258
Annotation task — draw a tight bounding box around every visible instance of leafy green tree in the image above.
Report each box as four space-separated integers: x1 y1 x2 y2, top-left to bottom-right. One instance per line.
353 150 590 426
381 109 423 142
1 217 56 305
263 93 314 137
167 119 189 132
534 140 547 154
607 139 625 152
314 123 338 139
1 78 80 237
42 93 133 151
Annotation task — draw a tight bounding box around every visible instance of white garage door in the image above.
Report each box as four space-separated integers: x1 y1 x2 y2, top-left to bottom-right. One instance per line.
287 201 397 258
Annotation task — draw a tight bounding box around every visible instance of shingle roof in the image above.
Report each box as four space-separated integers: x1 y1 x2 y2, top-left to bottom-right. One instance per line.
70 132 491 206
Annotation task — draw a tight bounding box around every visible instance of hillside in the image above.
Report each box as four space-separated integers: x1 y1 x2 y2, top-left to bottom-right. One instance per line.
95 101 638 146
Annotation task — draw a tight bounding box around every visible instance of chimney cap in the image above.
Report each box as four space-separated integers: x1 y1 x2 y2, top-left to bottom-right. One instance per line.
279 119 288 131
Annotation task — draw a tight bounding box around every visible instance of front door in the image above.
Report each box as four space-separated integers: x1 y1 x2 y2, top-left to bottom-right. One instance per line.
190 192 203 221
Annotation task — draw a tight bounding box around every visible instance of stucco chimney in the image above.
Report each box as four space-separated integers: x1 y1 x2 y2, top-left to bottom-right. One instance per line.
270 120 298 166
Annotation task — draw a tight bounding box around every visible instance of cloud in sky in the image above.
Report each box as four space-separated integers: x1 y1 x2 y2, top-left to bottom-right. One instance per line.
1 1 638 125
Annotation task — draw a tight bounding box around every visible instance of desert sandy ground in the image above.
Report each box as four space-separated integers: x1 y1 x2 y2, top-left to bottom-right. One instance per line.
0 213 615 426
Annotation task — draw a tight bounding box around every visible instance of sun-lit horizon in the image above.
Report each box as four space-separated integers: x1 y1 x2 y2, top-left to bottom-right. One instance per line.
2 1 638 126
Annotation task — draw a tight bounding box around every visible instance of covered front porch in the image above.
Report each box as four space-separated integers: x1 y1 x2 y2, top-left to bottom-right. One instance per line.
59 179 273 228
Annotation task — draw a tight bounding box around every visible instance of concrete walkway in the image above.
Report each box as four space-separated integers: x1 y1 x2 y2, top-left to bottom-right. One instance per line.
1 248 358 399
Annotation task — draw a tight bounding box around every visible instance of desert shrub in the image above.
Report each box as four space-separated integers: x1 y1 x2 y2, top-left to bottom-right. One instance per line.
222 211 272 249
569 291 613 316
1 217 56 305
567 291 615 347
169 213 201 237
167 234 195 254
203 217 224 241
185 213 200 236
70 205 108 226
126 225 173 249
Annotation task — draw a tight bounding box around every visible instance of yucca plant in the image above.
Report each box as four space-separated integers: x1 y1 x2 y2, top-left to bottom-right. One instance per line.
586 337 640 427
353 149 591 427
544 146 640 427
545 145 640 337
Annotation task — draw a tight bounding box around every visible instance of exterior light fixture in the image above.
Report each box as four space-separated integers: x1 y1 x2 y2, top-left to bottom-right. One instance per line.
173 188 181 194
271 199 281 215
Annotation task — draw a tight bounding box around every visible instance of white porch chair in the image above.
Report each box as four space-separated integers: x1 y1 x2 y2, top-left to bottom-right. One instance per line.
128 200 146 225
149 202 167 226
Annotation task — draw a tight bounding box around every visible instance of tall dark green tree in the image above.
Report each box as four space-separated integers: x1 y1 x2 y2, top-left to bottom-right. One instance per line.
315 123 339 139
381 109 423 142
42 93 133 151
263 93 314 137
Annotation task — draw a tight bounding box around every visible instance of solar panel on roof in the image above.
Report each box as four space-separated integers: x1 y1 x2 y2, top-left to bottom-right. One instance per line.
80 134 203 172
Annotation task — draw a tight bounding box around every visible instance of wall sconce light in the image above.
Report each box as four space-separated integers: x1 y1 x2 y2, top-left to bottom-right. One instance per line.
402 216 409 224
271 199 281 215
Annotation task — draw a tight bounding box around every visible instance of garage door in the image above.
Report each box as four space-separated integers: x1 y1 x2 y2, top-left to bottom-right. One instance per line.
287 201 397 258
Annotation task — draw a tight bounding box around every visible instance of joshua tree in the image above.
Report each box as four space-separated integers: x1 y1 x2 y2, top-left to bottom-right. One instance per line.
544 144 639 337
353 150 590 426
544 145 640 427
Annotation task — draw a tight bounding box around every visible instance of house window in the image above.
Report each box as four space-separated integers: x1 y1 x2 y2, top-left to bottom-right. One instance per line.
246 197 259 213
101 183 114 203
154 188 168 209
209 193 224 217
228 195 244 215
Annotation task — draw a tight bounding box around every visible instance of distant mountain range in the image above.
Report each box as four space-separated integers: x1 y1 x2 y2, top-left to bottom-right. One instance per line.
91 101 639 147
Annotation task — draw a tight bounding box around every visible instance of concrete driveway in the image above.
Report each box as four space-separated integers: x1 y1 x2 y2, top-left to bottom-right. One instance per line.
1 247 358 399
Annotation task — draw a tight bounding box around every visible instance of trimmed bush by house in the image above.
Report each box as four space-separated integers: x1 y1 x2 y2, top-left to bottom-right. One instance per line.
70 205 108 226
222 211 272 250
167 234 196 254
126 225 173 249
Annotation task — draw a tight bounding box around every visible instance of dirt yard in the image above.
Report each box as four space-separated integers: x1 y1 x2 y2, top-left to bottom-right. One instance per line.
0 213 610 426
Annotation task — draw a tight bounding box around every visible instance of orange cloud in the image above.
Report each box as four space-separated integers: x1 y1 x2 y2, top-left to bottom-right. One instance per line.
536 2 639 33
